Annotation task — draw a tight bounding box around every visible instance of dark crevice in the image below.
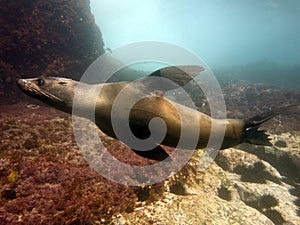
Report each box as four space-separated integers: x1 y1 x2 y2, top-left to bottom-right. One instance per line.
262 209 285 225
136 188 150 202
169 182 186 196
218 186 232 201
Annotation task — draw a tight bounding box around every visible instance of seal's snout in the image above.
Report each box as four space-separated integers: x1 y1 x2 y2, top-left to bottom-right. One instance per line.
16 78 25 84
16 79 30 91
16 79 25 88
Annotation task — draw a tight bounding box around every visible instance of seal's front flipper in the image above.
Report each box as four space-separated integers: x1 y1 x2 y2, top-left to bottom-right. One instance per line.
132 146 170 161
149 65 204 87
138 65 204 96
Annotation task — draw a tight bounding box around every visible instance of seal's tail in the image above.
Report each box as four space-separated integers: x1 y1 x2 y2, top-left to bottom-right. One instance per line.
242 110 279 146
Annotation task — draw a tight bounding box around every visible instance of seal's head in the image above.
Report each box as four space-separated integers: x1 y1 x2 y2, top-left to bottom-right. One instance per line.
17 76 77 113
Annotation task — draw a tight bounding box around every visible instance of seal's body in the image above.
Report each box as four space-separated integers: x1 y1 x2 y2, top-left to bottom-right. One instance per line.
16 66 276 154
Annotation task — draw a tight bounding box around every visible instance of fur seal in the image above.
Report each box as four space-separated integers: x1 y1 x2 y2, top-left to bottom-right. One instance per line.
16 66 277 158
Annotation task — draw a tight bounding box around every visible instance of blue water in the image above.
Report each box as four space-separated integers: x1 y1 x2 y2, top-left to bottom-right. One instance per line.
90 0 300 89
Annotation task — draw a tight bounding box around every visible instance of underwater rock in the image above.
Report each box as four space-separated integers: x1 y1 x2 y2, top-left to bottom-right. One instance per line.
216 148 282 184
237 142 300 186
234 181 298 225
274 139 287 148
0 82 299 224
0 0 105 104
112 132 299 224
0 103 139 224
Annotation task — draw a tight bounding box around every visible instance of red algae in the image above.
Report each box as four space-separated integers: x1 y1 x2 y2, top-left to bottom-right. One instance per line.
0 103 166 224
0 0 105 105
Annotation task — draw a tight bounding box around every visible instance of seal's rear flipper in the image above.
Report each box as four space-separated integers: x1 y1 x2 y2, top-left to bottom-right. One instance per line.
132 146 170 161
243 126 273 146
245 110 279 127
243 109 281 146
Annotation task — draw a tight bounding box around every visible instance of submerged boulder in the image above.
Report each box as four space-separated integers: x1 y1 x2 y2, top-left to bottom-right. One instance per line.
0 0 105 104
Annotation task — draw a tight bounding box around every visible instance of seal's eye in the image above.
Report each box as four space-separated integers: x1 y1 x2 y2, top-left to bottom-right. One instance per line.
37 78 44 86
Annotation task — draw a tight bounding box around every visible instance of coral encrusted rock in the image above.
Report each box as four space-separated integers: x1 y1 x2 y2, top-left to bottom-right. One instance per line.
0 0 105 104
